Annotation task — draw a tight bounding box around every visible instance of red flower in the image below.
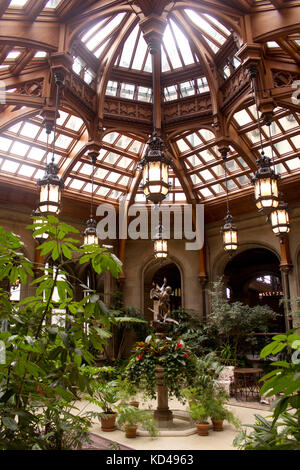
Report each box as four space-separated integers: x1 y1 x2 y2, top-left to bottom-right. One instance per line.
136 354 143 360
176 342 183 349
184 353 189 358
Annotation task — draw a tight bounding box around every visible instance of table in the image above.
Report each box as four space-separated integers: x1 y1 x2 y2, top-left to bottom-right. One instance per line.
233 368 263 401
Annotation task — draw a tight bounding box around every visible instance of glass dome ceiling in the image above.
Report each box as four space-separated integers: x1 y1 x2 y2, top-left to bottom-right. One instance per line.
0 0 299 211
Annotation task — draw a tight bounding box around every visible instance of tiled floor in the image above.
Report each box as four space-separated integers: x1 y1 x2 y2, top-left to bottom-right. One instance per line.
76 397 271 451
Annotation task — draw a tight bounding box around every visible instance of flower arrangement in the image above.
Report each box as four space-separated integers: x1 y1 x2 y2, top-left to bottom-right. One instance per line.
125 334 197 401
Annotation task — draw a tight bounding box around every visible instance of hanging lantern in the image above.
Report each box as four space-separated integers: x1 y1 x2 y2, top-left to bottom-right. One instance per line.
32 207 49 241
221 213 238 254
140 132 171 204
270 199 290 236
253 151 279 213
153 225 168 259
38 162 64 215
83 218 98 246
37 74 64 216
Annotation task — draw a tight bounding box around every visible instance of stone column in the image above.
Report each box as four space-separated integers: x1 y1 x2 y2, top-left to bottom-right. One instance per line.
154 365 173 427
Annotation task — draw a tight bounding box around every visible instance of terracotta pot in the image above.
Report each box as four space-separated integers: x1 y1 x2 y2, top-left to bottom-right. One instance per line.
128 401 139 408
125 424 138 438
196 422 210 436
212 419 224 432
100 413 117 432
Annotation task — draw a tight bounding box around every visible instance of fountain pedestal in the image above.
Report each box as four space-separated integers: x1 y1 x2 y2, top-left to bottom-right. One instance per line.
154 365 173 427
151 320 173 428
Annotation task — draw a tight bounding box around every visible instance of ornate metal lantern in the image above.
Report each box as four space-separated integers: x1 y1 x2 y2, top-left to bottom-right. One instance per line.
37 73 64 215
140 132 171 204
153 224 168 259
221 213 238 254
270 199 290 236
38 162 64 215
253 151 279 212
83 152 98 246
83 218 98 246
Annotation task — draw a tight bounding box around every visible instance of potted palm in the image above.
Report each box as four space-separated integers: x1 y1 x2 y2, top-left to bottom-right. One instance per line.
188 403 211 436
116 405 159 438
87 380 120 432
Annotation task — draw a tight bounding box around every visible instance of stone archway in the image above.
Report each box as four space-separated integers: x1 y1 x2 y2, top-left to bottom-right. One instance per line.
224 247 285 332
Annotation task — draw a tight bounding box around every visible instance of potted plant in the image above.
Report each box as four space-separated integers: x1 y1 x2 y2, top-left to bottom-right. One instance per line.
116 405 159 438
188 403 210 436
208 391 241 432
88 380 120 432
118 378 141 408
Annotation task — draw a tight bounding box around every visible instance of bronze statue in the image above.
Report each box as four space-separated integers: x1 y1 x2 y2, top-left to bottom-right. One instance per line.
149 277 178 324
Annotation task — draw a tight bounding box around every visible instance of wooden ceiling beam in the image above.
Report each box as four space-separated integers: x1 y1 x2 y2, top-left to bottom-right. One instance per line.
276 38 300 66
10 50 37 75
0 0 11 18
0 19 60 51
24 0 49 21
269 0 284 8
0 45 12 65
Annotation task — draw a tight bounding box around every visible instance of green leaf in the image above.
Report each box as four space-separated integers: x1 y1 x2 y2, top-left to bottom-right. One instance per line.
2 417 18 431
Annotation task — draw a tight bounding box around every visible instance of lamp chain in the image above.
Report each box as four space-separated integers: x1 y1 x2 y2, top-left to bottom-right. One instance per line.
51 76 62 164
222 151 230 215
251 71 264 155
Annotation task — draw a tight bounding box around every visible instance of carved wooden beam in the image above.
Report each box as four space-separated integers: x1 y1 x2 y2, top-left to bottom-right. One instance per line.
0 19 60 51
24 0 49 21
0 0 11 18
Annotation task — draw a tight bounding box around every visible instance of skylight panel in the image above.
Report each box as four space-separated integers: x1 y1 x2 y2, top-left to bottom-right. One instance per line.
185 10 227 46
83 183 93 193
169 20 194 66
286 158 300 170
161 48 171 72
18 164 35 177
44 0 62 9
9 0 28 7
0 137 12 152
96 186 110 197
116 156 132 168
107 172 120 183
95 168 108 179
203 14 231 36
65 115 84 132
82 19 106 43
27 147 45 161
132 36 148 70
291 135 300 148
116 135 131 149
10 141 29 156
6 51 21 60
79 164 93 175
55 134 73 149
85 13 126 52
34 51 47 58
119 26 139 68
163 24 182 69
103 132 118 144
199 188 213 198
177 139 192 153
20 122 40 139
233 109 253 126
186 133 202 147
2 160 19 173
69 179 85 190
